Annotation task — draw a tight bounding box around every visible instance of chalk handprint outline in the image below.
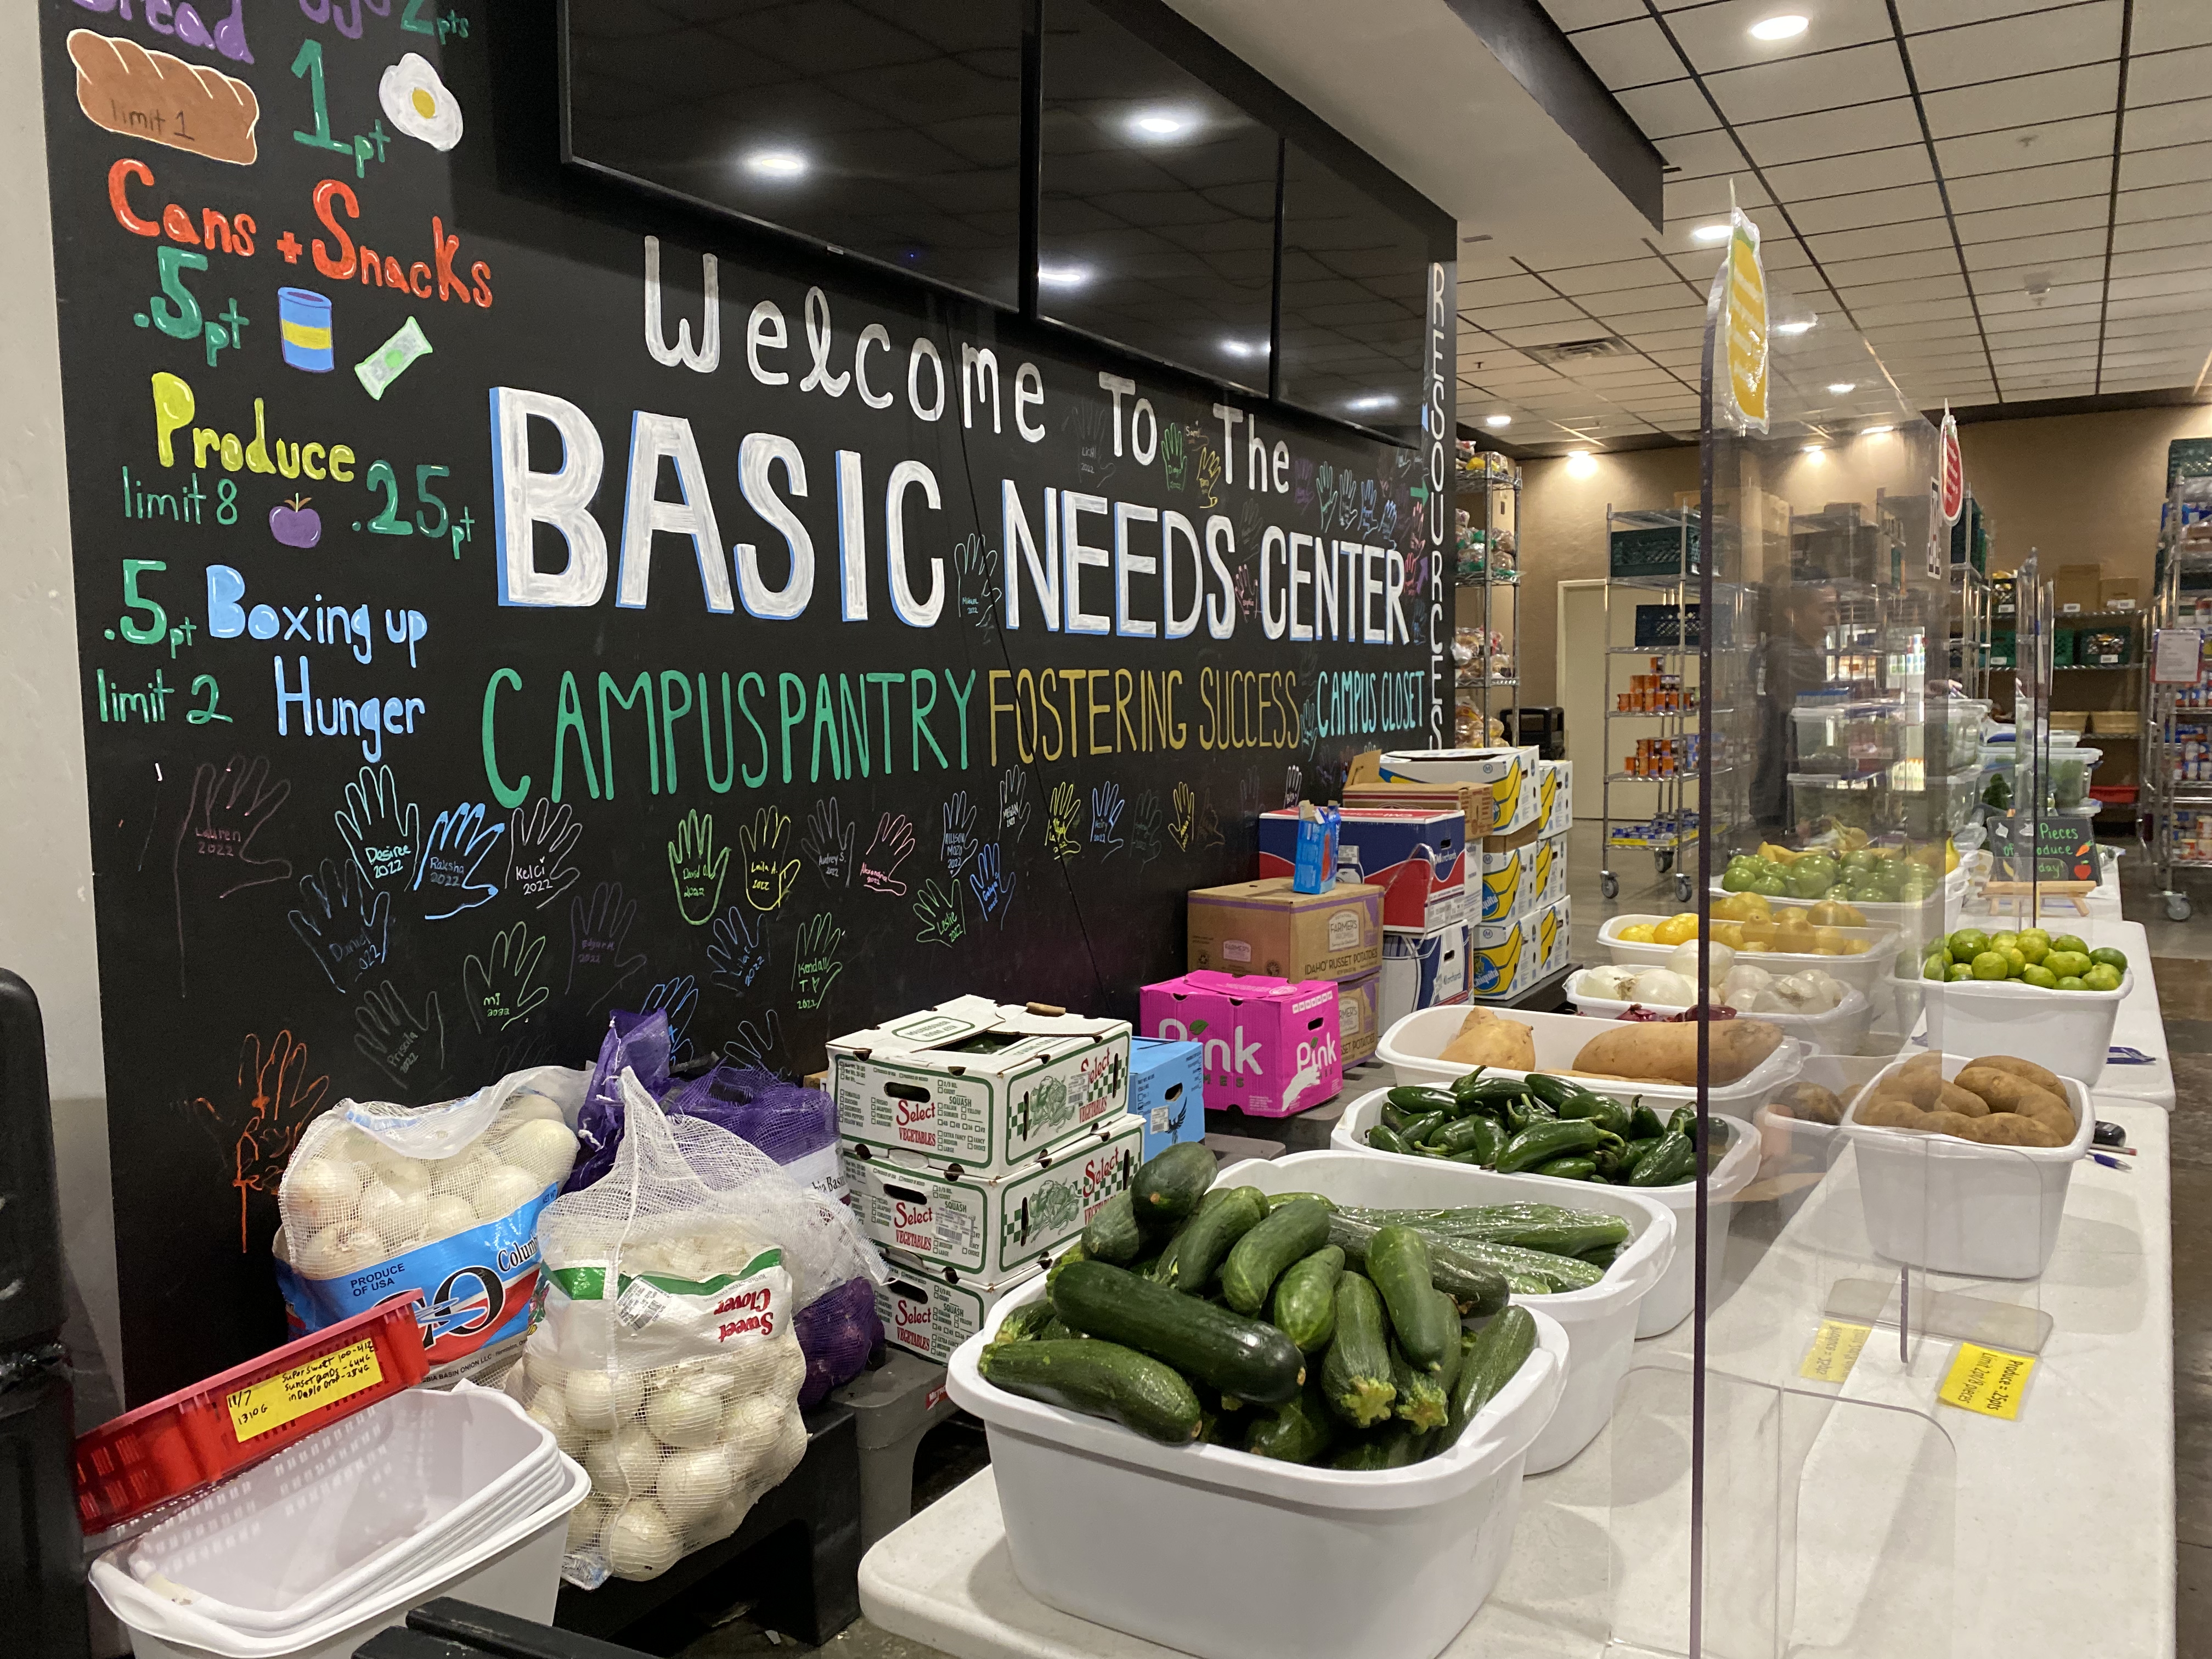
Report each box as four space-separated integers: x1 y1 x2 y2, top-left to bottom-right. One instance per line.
912 879 966 947
1169 782 1196 852
1195 443 1222 509
174 753 292 991
667 808 730 924
1046 782 1082 861
792 912 845 1009
1000 768 1034 840
640 974 700 1062
287 857 390 992
738 806 802 913
506 799 581 910
1090 782 1125 855
413 802 502 921
335 763 417 893
193 1029 329 1251
465 922 549 1033
354 981 445 1098
954 532 1001 629
1162 420 1187 490
707 905 771 994
968 843 1016 924
566 882 647 1012
861 812 917 895
941 791 979 878
1129 791 1164 866
802 798 855 890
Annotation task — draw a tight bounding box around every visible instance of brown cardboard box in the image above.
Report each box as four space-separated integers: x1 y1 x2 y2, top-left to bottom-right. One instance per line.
2050 710 2091 734
2052 563 2103 616
2100 578 2145 611
1335 970 1380 1066
1344 751 1500 837
2089 709 2140 737
1187 877 1384 981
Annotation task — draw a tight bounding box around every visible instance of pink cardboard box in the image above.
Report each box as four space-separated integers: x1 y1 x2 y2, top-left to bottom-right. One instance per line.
1139 969 1343 1118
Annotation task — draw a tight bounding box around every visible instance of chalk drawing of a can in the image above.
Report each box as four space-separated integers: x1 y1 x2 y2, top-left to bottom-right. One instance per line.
279 289 334 373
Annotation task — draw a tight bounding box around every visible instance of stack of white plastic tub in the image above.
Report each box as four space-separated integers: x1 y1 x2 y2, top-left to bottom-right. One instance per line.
91 1384 589 1659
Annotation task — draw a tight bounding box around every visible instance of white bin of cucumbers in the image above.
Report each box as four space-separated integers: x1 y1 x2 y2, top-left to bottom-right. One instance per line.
947 1142 1581 1659
1914 926 2131 1085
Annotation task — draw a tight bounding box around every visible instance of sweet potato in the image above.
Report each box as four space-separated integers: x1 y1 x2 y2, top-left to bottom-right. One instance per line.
1438 1006 1537 1070
1856 1098 1926 1128
1961 1112 2067 1148
1570 1017 1784 1086
1966 1054 2063 1096
1954 1066 2071 1126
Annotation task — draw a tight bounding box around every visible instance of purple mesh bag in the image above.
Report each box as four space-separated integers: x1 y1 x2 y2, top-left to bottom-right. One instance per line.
563 1009 673 1194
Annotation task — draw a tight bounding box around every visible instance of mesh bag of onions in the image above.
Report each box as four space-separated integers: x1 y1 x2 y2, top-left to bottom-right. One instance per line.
274 1066 586 1381
507 1067 878 1585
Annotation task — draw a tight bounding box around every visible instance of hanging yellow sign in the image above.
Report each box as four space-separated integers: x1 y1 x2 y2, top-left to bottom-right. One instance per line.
1719 202 1769 435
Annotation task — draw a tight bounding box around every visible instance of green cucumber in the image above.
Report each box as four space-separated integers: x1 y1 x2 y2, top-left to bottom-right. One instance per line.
1432 1295 1466 1399
1154 1185 1268 1294
1049 1260 1303 1404
1329 1423 1425 1469
1389 1340 1450 1431
1244 1381 1336 1464
1440 1306 1538 1448
1320 1272 1395 1427
1221 1198 1333 1314
1131 1142 1217 1223
1366 1227 1458 1372
1440 1236 1605 1293
1326 1216 1510 1317
1080 1190 1146 1263
1271 1246 1346 1352
977 1338 1201 1443
1265 1191 1336 1211
993 1301 1059 1344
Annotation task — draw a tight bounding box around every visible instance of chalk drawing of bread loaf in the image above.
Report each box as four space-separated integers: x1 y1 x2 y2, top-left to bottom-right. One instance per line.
68 30 259 166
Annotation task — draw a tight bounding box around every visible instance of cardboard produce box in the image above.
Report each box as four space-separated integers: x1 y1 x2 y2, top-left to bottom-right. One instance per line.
876 1255 1040 1364
842 1114 1139 1280
1531 830 1569 907
1186 876 1383 980
1370 748 1541 835
2089 709 2140 737
1344 757 1499 838
831 996 1131 1176
1538 759 1572 837
1380 922 1470 1029
1140 969 1343 1118
1335 971 1381 1067
2053 563 2103 615
1470 894 1570 1001
1473 838 1531 923
2102 578 2145 611
1126 1037 1204 1160
1255 808 1466 930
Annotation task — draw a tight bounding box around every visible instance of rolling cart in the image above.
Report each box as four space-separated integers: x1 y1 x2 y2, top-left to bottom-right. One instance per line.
2143 478 2212 922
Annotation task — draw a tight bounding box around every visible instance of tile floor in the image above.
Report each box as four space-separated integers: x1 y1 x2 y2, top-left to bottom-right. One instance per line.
674 826 2210 1659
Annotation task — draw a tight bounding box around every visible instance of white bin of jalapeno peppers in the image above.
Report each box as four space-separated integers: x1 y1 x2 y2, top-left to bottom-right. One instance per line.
1333 1074 1757 1339
947 1141 1661 1659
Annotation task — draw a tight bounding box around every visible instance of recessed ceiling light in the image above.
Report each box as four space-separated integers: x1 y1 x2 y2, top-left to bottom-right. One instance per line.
1750 14 1808 39
1691 223 1733 244
743 149 808 179
1037 263 1092 289
1347 394 1398 412
1861 424 1894 436
1130 109 1197 139
1802 443 1827 456
1486 414 1511 428
1221 338 1266 359
1566 450 1596 476
1775 316 1817 335
1827 381 1857 394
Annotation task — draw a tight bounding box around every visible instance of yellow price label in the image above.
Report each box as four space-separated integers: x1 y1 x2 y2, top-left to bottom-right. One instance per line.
225 1336 385 1443
1938 1343 2036 1420
1798 1320 1871 1383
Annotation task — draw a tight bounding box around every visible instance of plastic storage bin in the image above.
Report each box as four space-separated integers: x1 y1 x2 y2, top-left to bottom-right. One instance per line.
950 1264 1571 1659
1920 969 2130 1086
1599 914 1897 996
1843 1054 2094 1279
1566 978 1872 1057
1334 1092 1748 1338
1788 764 1984 839
1376 1004 1805 1109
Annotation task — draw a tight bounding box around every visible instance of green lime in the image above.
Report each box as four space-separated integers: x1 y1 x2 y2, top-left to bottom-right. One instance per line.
1947 929 1989 961
1948 963 1974 981
2045 951 2091 980
2020 964 2059 989
2016 938 2049 966
2056 976 2087 991
2017 929 2052 952
2089 947 2129 973
1990 931 2019 952
2083 964 2123 992
2051 934 2089 957
1971 951 2011 981
1923 956 1949 981
2004 949 2028 976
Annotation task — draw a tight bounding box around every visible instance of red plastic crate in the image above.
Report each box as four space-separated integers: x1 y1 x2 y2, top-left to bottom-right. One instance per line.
2090 785 2138 804
72 1301 428 1533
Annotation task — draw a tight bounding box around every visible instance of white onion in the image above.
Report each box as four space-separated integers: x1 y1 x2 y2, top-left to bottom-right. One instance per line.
417 1194 478 1244
766 1340 806 1398
500 1119 578 1187
605 1498 681 1579
285 1158 364 1227
1625 968 1697 1007
1720 964 1775 1008
295 1223 386 1279
1576 965 1640 1002
527 1389 585 1457
431 1149 497 1197
565 1368 646 1431
566 1494 610 1554
378 1158 432 1200
758 1405 808 1487
471 1164 544 1223
357 1178 428 1246
719 1391 784 1460
652 1444 735 1523
646 1379 725 1449
583 1425 663 1498
499 1091 569 1132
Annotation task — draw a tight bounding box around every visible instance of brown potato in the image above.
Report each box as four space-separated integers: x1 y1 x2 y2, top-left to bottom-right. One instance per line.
1884 1068 1947 1110
1919 1110 1985 1138
1961 1112 2067 1148
1439 1006 1537 1070
1769 1081 1843 1126
1899 1049 1944 1079
1954 1066 2070 1123
2024 1099 2079 1138
1856 1097 1927 1129
1571 1018 1785 1086
1935 1082 1990 1118
1967 1054 2064 1096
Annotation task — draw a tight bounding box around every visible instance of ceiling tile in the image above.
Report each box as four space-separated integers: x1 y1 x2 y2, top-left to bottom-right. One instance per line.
1897 0 2100 31
1705 43 1912 126
1953 195 2111 244
1922 63 2120 138
1983 301 2103 333
1904 1 2122 91
1656 129 1749 179
1567 19 1682 90
1764 146 1937 201
2126 98 2212 152
2110 242 2212 278
1838 273 1972 310
1541 0 1650 30
1945 157 2117 213
1789 182 1949 235
1498 319 1637 349
2110 270 2212 305
1805 217 1957 261
1967 319 2103 346
2132 0 2212 55
1469 297 1592 330
2121 142 2212 191
1544 255 1687 295
1458 275 1558 309
1578 275 1701 315
1600 302 1718 335
1936 114 2115 177
1822 246 1967 286
1625 325 1713 349
1733 98 1925 166
1457 251 1528 283
1979 279 2104 317
1663 174 1776 221
1875 312 1994 343
2117 179 2212 222
2114 217 2212 252
1661 0 1898 75
1616 79 1721 140
1855 295 1979 328
1971 254 2107 292
1960 226 2112 268
2128 44 2212 107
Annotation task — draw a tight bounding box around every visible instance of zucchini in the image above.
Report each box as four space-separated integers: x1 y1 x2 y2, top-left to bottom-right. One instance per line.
1049 1260 1303 1404
1244 1381 1336 1464
1431 1294 1466 1399
1221 1198 1333 1314
1367 1227 1456 1371
1329 1424 1425 1470
1132 1142 1217 1223
1440 1306 1538 1448
993 1300 1059 1344
1081 1189 1146 1263
1271 1245 1345 1352
1326 1216 1510 1317
977 1338 1201 1443
1154 1185 1268 1294
1320 1271 1395 1427
1046 1242 1088 1288
1389 1340 1450 1431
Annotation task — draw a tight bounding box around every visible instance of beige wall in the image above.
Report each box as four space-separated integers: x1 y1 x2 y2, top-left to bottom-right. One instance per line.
1957 404 2212 580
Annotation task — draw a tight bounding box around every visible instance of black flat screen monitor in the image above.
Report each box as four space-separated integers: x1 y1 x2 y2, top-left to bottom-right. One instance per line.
564 0 1025 307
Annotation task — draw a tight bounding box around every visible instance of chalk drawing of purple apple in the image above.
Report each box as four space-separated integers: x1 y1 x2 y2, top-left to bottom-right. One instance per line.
270 495 321 549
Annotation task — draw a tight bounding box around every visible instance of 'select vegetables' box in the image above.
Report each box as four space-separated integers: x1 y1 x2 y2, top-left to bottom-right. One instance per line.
876 1255 1041 1364
1254 808 1468 931
1126 1037 1205 1160
1140 969 1342 1118
842 1114 1140 1279
1185 876 1383 981
830 996 1131 1177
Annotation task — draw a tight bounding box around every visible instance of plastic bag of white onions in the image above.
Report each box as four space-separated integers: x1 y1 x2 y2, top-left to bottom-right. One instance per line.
509 1069 831 1587
274 1065 586 1384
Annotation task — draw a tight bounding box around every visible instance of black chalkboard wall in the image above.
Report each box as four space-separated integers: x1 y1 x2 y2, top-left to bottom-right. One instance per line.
41 0 1447 1400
